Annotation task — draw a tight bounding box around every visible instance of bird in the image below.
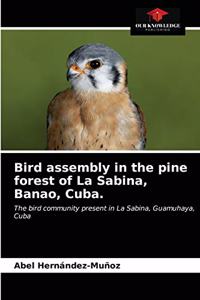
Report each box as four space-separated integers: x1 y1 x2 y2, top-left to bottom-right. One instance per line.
47 43 146 150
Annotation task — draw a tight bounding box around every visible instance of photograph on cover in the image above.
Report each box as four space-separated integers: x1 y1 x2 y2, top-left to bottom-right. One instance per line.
1 30 200 150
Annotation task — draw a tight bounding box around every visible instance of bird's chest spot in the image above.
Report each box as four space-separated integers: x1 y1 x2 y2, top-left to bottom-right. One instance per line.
78 113 121 150
78 105 114 148
76 96 139 150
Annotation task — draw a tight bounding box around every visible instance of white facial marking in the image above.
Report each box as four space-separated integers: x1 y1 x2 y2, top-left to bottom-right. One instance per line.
69 60 123 93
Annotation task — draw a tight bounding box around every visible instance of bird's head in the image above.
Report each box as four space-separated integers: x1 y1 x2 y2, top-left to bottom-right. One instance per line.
66 44 127 93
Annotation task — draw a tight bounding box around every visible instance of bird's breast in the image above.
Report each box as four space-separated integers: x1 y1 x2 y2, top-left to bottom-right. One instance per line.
47 89 144 150
73 92 141 150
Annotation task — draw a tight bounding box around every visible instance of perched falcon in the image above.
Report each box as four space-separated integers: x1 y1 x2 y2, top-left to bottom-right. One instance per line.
47 44 146 150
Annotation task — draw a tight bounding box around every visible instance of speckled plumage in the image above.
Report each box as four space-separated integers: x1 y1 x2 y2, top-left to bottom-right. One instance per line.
47 44 146 150
47 89 146 150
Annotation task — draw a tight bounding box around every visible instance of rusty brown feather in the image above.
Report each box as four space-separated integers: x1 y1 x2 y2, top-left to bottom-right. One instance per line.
47 89 146 150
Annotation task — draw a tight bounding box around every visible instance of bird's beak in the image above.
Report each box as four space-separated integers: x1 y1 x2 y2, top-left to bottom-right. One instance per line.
67 64 85 81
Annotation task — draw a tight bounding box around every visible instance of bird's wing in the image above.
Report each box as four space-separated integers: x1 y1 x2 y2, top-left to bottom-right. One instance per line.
47 89 82 150
47 92 61 128
47 90 74 150
47 91 65 150
130 100 147 149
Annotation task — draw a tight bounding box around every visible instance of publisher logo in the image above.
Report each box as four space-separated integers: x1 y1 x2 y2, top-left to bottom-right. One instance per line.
147 8 168 22
131 8 185 35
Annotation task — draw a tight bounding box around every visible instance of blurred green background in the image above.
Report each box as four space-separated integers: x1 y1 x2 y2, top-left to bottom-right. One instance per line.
2 30 200 149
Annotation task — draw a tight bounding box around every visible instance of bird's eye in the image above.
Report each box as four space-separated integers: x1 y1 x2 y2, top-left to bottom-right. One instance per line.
88 60 102 69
